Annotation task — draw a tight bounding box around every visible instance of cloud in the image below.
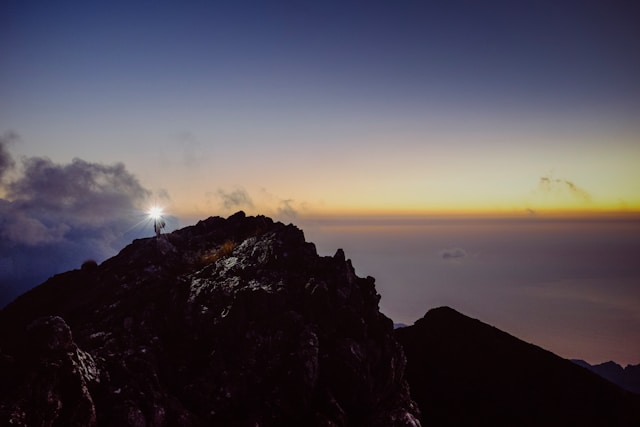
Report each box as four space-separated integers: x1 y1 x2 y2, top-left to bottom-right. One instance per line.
0 141 152 306
217 188 254 210
0 131 18 181
440 248 467 260
155 188 172 201
213 187 304 221
6 157 149 222
538 175 591 202
277 199 298 219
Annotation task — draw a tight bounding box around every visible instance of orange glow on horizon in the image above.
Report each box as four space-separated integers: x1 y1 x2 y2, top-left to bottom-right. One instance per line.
301 207 640 221
290 197 640 218
171 201 640 224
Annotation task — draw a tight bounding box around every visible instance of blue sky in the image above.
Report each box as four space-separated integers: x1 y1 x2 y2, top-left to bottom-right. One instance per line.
1 0 640 364
2 1 639 216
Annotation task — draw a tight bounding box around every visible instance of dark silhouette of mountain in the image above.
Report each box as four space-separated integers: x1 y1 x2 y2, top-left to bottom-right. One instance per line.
573 360 640 395
3 213 638 427
395 307 640 426
0 212 420 426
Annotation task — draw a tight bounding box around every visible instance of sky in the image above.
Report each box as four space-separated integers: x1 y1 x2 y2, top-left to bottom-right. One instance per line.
1 1 639 364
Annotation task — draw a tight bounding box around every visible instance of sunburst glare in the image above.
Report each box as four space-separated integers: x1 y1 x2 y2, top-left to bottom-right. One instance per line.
147 205 164 220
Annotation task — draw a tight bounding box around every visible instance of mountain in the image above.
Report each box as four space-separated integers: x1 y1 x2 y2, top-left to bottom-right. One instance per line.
3 212 639 427
0 212 420 426
395 307 640 426
573 360 640 395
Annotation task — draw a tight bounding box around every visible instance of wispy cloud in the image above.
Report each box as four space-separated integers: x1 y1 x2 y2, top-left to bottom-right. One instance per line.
156 188 171 202
217 188 254 210
213 187 303 221
277 199 298 219
538 175 591 202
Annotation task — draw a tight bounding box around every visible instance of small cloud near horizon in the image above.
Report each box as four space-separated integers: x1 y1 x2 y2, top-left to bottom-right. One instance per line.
217 188 255 211
440 248 467 260
538 174 591 202
212 187 303 221
277 199 298 220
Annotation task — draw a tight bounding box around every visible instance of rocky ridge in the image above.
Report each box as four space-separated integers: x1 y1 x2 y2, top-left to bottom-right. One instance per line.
0 212 421 426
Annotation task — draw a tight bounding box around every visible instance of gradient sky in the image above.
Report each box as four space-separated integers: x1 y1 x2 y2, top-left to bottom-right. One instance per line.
3 0 640 216
1 1 639 364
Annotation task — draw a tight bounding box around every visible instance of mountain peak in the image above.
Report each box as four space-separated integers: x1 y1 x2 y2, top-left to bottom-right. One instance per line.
417 306 464 321
0 212 421 426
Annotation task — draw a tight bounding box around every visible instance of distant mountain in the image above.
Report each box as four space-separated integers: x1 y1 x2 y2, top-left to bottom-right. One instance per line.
395 306 640 426
573 360 640 395
0 212 420 426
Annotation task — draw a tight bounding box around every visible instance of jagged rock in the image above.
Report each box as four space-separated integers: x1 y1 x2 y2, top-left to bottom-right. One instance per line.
1 316 97 426
0 212 420 426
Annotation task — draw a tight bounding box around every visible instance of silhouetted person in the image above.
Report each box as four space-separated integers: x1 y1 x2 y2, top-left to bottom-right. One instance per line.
154 218 166 238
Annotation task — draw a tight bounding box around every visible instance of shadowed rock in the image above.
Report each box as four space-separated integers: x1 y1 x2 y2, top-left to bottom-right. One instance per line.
0 212 420 426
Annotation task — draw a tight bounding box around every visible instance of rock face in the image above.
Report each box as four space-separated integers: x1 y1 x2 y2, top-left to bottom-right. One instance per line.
395 307 640 427
0 212 421 426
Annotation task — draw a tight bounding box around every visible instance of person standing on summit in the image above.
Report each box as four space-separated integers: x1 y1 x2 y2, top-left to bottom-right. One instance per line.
154 216 165 238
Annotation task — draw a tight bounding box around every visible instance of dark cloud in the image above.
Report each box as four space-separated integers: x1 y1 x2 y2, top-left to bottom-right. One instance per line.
0 148 152 307
6 157 149 223
539 175 591 202
440 248 467 260
217 188 254 210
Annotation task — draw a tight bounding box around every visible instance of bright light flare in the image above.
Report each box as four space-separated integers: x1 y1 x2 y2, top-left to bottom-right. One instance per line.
148 206 164 220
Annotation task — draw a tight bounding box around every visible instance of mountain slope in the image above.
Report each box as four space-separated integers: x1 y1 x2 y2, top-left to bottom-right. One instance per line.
0 212 420 427
395 306 640 426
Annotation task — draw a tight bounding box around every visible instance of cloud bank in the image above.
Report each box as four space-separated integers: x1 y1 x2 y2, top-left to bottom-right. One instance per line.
0 136 152 307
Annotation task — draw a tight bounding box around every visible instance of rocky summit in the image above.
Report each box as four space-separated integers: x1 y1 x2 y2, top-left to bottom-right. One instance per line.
0 212 421 426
